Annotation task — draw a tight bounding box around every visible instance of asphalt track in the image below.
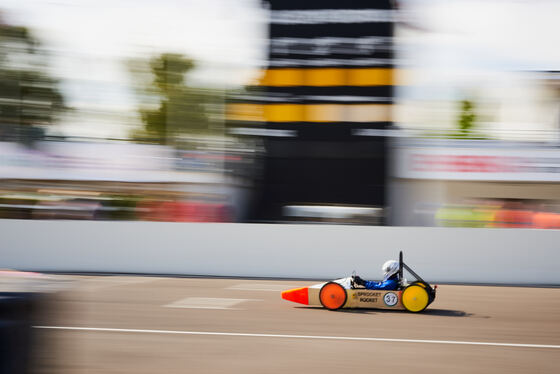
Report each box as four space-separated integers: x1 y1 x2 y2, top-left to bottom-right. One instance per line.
32 276 560 373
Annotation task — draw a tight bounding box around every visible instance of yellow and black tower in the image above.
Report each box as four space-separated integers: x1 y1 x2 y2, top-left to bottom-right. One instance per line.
229 0 396 222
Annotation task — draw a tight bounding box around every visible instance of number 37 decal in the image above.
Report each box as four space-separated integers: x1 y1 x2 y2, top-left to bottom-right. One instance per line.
383 292 398 307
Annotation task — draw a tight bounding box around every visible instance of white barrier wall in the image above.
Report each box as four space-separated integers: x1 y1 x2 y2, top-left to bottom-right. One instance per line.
1 220 558 285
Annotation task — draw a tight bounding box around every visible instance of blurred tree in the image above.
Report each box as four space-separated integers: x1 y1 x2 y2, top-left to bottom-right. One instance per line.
129 53 217 145
0 16 65 145
456 99 476 137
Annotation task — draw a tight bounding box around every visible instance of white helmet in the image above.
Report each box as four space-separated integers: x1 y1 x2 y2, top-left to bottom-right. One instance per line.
382 260 399 281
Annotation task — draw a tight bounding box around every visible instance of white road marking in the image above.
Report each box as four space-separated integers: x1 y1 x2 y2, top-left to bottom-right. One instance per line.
33 326 560 350
227 283 302 292
164 297 260 310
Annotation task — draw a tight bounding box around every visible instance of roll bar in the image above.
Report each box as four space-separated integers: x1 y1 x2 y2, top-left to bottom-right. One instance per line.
399 250 428 285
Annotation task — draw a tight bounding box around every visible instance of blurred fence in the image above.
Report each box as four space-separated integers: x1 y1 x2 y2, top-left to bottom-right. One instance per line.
1 220 559 285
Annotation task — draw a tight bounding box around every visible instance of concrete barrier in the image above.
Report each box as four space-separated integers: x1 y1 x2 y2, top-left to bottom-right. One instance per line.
1 220 558 285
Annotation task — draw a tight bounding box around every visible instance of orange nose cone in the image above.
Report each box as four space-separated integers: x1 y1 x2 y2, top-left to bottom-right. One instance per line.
281 287 309 305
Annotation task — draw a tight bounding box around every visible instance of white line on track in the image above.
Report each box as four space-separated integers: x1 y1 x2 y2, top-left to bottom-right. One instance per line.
33 326 560 350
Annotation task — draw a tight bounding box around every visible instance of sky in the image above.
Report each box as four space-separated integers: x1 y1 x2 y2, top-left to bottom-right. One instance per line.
1 0 267 102
402 0 560 71
1 0 559 138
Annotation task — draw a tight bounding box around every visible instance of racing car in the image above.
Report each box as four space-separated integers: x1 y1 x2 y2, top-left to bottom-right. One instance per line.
281 251 436 312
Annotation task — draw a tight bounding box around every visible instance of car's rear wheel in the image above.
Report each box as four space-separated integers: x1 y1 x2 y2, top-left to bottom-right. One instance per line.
402 284 429 312
410 281 436 304
319 282 347 310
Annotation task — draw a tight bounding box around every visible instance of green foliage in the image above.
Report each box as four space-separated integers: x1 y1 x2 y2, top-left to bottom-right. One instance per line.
456 99 477 138
129 53 217 145
0 19 65 144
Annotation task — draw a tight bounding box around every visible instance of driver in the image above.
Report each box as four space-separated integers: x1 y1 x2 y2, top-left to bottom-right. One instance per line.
352 260 400 290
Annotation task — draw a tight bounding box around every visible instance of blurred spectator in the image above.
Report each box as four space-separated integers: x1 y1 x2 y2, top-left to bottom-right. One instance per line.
31 199 101 220
533 212 560 229
136 199 233 223
435 204 496 228
434 199 560 229
492 201 534 228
